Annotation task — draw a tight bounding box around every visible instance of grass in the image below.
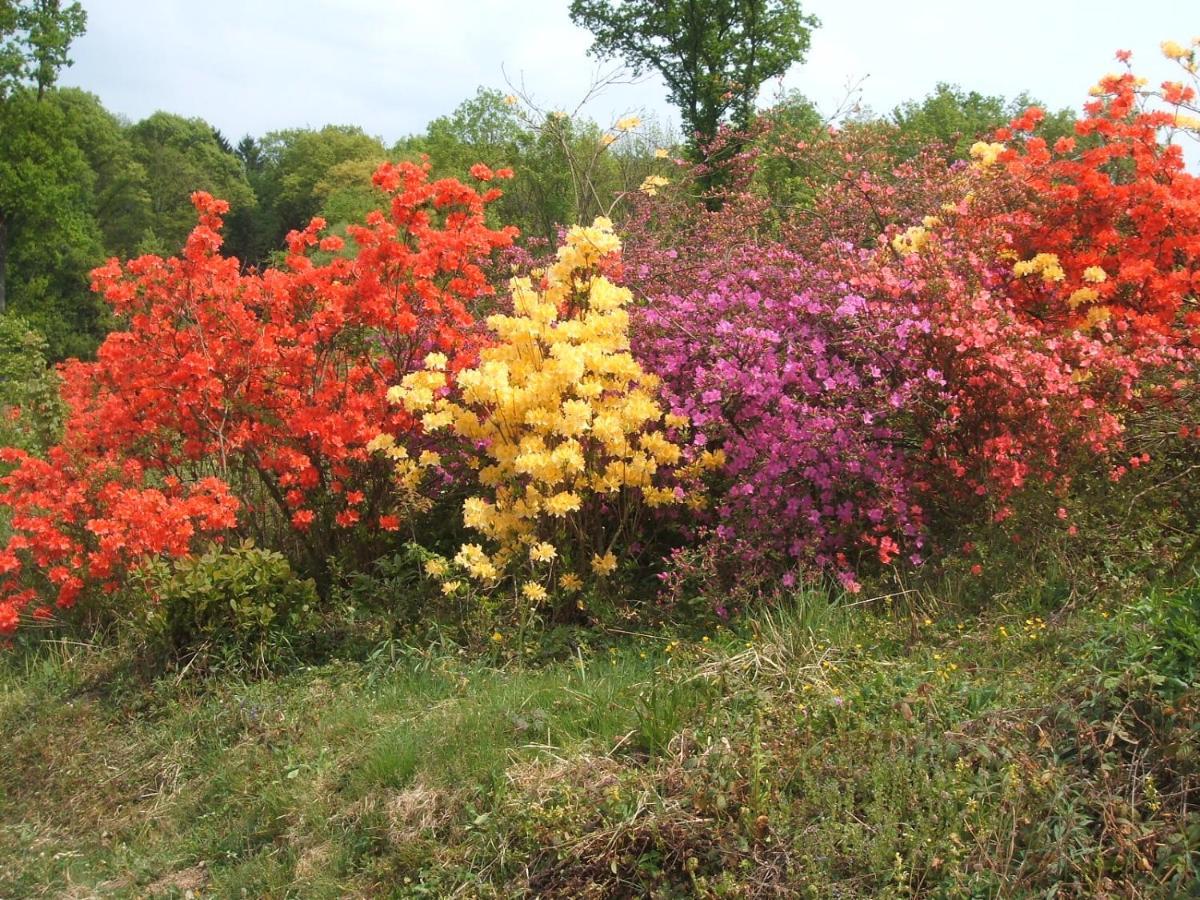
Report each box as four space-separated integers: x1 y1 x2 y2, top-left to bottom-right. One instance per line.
0 589 1196 897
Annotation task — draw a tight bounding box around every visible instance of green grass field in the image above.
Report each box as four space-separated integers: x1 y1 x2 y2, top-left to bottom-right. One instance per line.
2 588 1197 897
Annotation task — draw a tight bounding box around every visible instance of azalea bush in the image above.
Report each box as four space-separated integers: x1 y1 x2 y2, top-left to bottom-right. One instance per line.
0 161 515 635
633 245 934 591
995 46 1200 342
390 217 688 614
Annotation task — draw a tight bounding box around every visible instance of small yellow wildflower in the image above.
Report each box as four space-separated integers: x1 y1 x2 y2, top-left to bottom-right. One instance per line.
591 552 618 576
491 631 503 643
521 581 548 602
559 572 582 591
654 148 669 159
615 115 641 131
441 580 462 595
529 541 557 563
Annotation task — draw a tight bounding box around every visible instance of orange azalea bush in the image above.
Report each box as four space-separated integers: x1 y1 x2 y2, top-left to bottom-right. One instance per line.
0 161 515 635
995 43 1200 342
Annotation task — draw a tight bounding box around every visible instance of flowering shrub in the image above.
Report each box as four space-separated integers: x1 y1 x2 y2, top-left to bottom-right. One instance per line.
0 450 238 633
389 217 686 608
995 43 1200 341
881 221 1139 519
624 47 1200 586
0 161 515 635
634 246 934 589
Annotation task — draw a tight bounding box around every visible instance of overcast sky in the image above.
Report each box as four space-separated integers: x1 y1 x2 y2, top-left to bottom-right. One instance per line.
61 0 1196 146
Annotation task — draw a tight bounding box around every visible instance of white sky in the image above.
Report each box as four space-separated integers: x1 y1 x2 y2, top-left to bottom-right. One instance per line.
62 0 1197 146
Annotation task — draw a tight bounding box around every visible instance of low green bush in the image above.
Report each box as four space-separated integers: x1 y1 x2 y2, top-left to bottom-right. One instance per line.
136 543 319 669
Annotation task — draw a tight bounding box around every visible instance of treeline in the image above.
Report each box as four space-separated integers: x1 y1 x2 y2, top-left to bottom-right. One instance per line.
1 0 1077 361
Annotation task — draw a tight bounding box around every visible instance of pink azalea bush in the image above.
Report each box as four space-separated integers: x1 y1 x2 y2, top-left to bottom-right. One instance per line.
633 246 934 590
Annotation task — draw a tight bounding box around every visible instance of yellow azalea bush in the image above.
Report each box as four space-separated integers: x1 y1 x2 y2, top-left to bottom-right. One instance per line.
385 217 686 608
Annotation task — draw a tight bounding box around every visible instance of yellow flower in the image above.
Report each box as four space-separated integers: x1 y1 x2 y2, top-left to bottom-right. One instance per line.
529 541 557 562
425 558 449 577
504 94 518 106
1082 266 1107 283
601 133 617 147
1085 305 1113 328
639 174 670 196
423 351 448 371
1175 112 1200 131
1013 252 1065 282
367 433 397 453
614 115 641 131
521 581 548 602
891 225 929 256
591 552 618 576
1162 40 1190 60
969 141 1005 167
1068 287 1098 309
546 491 582 516
418 450 442 468
654 148 670 159
559 572 582 591
441 580 462 595
491 631 503 642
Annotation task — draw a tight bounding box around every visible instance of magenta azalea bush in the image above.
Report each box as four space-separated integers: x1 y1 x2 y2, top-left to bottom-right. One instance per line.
633 246 938 590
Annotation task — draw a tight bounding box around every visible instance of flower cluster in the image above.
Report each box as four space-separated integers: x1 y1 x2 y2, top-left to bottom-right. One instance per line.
0 449 237 633
994 47 1200 343
389 217 684 603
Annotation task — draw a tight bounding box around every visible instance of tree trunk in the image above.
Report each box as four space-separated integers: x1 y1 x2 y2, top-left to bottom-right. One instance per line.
0 211 8 315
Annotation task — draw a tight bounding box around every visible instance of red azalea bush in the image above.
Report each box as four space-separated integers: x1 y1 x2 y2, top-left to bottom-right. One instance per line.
0 161 515 635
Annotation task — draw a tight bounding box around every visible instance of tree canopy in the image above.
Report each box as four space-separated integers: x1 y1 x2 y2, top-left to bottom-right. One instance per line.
568 0 818 153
